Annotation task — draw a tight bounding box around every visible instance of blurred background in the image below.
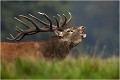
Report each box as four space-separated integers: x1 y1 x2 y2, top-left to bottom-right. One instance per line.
1 1 119 57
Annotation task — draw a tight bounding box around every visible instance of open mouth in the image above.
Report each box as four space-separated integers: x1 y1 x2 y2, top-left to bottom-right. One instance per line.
83 34 86 39
80 27 86 39
81 34 86 39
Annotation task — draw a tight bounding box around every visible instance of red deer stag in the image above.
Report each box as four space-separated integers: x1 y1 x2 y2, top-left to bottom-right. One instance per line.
1 12 86 61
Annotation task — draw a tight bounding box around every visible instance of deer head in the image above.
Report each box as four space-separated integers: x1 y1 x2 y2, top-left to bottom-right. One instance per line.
54 26 86 47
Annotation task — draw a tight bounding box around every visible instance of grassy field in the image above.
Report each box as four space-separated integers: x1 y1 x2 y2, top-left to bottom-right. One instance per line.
1 55 119 79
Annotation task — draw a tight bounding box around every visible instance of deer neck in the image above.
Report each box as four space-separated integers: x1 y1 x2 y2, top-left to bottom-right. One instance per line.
39 37 72 60
49 36 74 49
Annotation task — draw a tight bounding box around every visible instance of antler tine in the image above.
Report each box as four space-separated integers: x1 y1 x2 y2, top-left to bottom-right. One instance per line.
53 16 59 28
14 17 31 28
15 26 23 32
6 33 22 41
19 15 40 30
6 36 13 40
60 14 67 28
38 12 53 30
57 14 63 26
10 34 14 39
7 24 27 41
16 34 25 41
29 14 49 26
65 12 72 25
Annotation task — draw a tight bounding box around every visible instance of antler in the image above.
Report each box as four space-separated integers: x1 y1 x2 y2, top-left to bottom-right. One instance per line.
56 12 72 28
6 12 72 41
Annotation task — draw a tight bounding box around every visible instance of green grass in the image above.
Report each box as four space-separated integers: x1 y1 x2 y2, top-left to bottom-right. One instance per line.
1 55 119 79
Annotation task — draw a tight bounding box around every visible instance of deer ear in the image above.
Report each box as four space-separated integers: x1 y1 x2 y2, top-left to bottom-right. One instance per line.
54 30 64 37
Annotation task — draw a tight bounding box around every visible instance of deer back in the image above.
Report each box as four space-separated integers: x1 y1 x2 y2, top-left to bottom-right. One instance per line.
1 42 44 61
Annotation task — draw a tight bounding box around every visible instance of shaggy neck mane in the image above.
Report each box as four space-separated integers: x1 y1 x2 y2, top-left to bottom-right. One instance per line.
39 36 72 60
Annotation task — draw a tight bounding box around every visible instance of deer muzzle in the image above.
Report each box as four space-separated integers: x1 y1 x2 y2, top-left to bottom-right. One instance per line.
81 34 86 39
78 26 86 39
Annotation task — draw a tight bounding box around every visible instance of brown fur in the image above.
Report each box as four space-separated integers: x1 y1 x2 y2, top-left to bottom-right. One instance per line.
1 37 72 61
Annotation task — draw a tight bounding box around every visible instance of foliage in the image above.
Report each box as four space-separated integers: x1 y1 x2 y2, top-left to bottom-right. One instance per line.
1 55 119 79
